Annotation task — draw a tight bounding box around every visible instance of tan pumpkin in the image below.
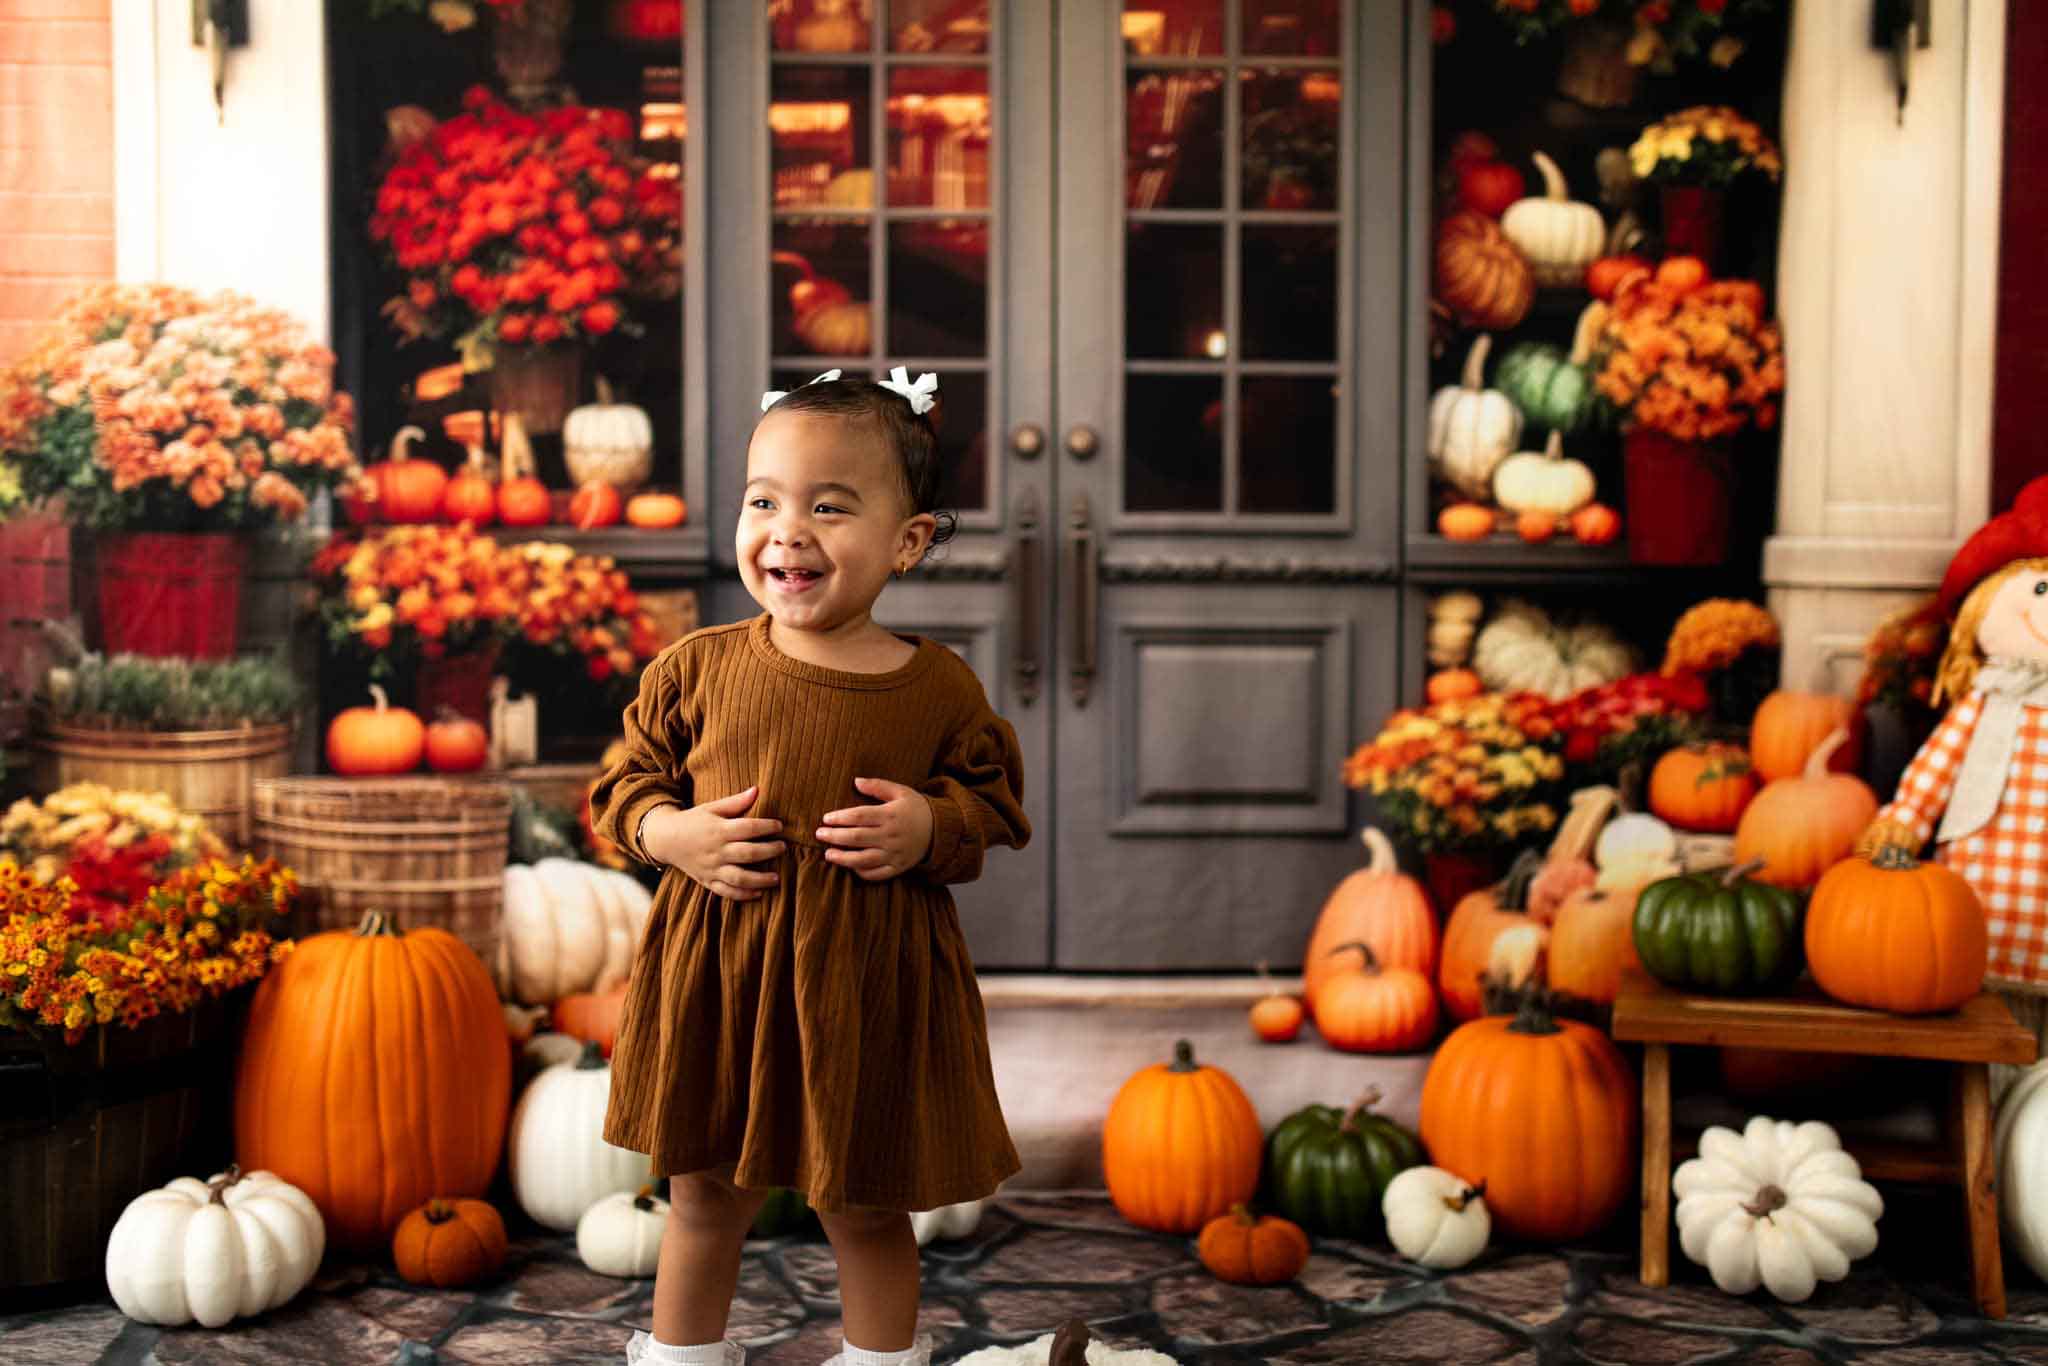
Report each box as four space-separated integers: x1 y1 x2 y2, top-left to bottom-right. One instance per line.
563 377 654 491
1472 599 1634 700
1732 728 1879 890
1427 591 1485 667
1529 786 1618 922
1196 1204 1311 1285
1492 430 1595 517
1750 691 1864 783
1548 881 1643 1006
1435 210 1535 331
1303 827 1439 1019
1427 335 1523 501
1500 151 1604 289
1102 1039 1264 1234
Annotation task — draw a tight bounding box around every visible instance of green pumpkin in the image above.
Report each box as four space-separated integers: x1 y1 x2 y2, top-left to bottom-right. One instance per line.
747 1188 819 1238
1631 863 1805 995
1494 300 1608 433
1262 1089 1426 1239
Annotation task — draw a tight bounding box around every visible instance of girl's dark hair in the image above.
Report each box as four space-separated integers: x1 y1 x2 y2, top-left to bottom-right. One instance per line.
764 378 958 555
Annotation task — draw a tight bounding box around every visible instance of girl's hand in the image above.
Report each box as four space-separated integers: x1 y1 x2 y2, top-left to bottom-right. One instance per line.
817 777 933 881
644 786 785 901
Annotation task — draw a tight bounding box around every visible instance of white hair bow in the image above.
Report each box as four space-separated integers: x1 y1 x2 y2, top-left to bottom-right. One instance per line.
760 369 842 412
879 366 939 415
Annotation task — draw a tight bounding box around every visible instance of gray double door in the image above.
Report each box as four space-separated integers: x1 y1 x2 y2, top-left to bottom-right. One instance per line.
708 1 1408 969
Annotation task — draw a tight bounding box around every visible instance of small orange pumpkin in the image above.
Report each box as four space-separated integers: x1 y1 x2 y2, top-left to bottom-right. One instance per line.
1249 960 1304 1043
1196 1203 1311 1285
1654 255 1709 294
392 1197 508 1288
569 480 622 530
1648 742 1758 833
326 684 425 776
552 981 628 1057
1426 668 1483 705
1103 1039 1263 1234
1547 882 1642 1006
424 709 489 774
1516 509 1558 543
1732 727 1878 889
1303 827 1439 1019
1805 847 1988 1014
625 491 687 528
1438 850 1544 1023
1437 502 1495 542
364 427 449 524
1569 502 1621 546
441 444 496 526
1315 943 1440 1053
496 413 552 527
1750 690 1863 783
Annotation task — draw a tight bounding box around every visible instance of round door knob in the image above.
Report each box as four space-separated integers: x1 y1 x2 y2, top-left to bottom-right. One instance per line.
1064 425 1099 460
1010 423 1045 459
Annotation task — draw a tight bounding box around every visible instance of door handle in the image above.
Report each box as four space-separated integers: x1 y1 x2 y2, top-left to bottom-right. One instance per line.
1012 489 1042 707
1068 493 1097 707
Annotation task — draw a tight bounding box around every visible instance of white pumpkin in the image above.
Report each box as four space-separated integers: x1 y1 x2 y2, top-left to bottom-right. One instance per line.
1427 335 1523 502
502 860 610 1005
563 377 654 491
592 867 654 992
1493 430 1596 517
1672 1116 1883 1303
508 1041 648 1232
105 1167 325 1328
1500 151 1605 289
577 1187 668 1278
1994 1059 2048 1283
1382 1166 1491 1270
1595 812 1681 890
1470 599 1635 700
911 1198 987 1247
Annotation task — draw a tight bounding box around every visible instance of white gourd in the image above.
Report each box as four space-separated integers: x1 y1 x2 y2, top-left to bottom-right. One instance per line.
592 867 654 993
501 861 610 1005
508 1042 647 1232
1672 1116 1883 1303
1501 151 1605 289
1492 430 1596 516
1427 335 1523 501
1382 1166 1491 1270
911 1198 988 1247
1994 1059 2048 1283
563 377 654 491
1471 599 1634 699
577 1187 668 1278
105 1168 325 1328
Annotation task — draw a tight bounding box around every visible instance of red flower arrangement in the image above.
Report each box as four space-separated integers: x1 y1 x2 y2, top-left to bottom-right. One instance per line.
369 86 682 359
1540 670 1711 771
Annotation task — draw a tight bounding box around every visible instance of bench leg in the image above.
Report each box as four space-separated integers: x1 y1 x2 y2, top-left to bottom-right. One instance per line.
1958 1061 2004 1319
1641 1043 1671 1288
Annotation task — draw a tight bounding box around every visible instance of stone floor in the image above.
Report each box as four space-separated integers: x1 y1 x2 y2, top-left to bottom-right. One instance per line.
6 1188 2048 1365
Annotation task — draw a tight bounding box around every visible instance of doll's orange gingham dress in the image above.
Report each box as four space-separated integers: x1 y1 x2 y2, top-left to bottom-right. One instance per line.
1873 688 2048 990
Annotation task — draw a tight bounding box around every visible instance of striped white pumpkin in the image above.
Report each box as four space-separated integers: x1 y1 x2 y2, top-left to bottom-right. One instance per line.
1427 334 1523 501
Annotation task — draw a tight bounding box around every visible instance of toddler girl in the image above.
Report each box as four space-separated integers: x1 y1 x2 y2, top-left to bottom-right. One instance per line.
592 369 1030 1366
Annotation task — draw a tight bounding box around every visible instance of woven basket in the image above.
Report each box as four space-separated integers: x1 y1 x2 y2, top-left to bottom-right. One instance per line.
252 777 511 975
35 719 295 848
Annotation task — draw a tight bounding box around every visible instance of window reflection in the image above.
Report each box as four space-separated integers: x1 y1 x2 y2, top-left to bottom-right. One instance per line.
1125 69 1225 210
771 0 872 53
1242 0 1340 57
889 220 988 356
891 0 990 53
1241 68 1341 211
1121 0 1223 56
887 68 991 210
770 66 870 209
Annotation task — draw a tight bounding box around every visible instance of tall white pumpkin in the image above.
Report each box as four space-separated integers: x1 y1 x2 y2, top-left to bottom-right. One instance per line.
105 1167 325 1328
1996 1059 2048 1282
1427 334 1523 501
502 860 610 1005
1500 151 1605 289
509 1042 649 1232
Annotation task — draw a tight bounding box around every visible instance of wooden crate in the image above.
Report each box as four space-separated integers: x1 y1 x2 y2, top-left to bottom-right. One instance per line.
34 720 295 849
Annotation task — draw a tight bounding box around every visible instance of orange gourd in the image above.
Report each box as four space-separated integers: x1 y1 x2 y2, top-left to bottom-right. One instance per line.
1196 1204 1311 1285
1750 690 1863 782
441 444 496 526
326 684 425 775
1316 943 1439 1053
496 413 552 527
1249 960 1304 1043
1102 1038 1263 1234
1420 996 1638 1242
1435 210 1535 331
1303 827 1439 1020
552 981 628 1057
424 709 488 774
364 426 449 524
1437 502 1495 542
625 491 687 528
1654 255 1709 294
1438 850 1544 1023
1426 668 1483 705
1569 502 1621 545
235 911 511 1251
1547 882 1642 1006
1516 509 1558 543
569 480 622 530
1805 847 1989 1014
1648 742 1758 833
392 1198 508 1288
1733 727 1878 889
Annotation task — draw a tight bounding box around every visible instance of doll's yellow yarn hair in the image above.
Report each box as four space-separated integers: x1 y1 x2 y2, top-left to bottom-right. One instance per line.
1934 556 2048 706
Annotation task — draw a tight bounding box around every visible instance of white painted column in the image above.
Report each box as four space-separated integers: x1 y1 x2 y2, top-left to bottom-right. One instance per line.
1766 0 2004 695
112 0 331 341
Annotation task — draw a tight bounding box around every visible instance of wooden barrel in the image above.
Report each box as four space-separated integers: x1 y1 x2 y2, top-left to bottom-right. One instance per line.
252 777 511 976
33 720 296 849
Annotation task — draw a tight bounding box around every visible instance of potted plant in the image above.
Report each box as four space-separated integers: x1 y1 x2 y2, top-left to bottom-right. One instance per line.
1628 104 1783 269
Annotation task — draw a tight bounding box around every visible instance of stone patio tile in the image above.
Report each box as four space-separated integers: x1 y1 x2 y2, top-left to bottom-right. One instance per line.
1294 1251 1407 1306
0 1304 127 1366
1571 1312 1735 1364
435 1308 636 1364
1785 1274 1941 1345
1445 1252 1574 1326
489 1252 648 1318
994 1194 1151 1235
1855 1347 2017 1364
1736 1349 1830 1364
968 1228 1188 1286
1264 1307 1523 1363
781 1240 844 1303
148 1295 412 1364
1147 1269 1328 1344
1587 1270 1781 1330
718 1256 811 1340
344 1282 477 1344
974 1285 1134 1336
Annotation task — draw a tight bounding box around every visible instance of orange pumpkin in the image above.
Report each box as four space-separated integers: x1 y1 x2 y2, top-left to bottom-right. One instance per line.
1196 1203 1311 1285
441 445 496 526
569 480 622 530
1648 742 1759 833
1249 960 1304 1043
1426 668 1483 705
1586 253 1653 301
1315 943 1440 1053
1435 210 1535 331
1437 502 1495 542
1654 255 1709 294
326 684 425 775
1805 847 1988 1014
1750 690 1864 783
552 981 628 1057
235 911 511 1250
1547 882 1643 1006
392 1198 508 1288
1420 996 1638 1242
625 491 688 528
1103 1038 1263 1234
363 427 449 524
1733 727 1878 889
1516 509 1558 543
424 710 489 774
1438 851 1544 1023
1303 827 1439 1019
1569 502 1621 546
496 413 552 527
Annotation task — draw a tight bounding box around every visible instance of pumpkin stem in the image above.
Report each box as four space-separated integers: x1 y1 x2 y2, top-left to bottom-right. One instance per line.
1360 825 1398 876
425 1199 456 1225
633 1185 661 1213
1870 842 1919 872
1168 1038 1199 1073
1497 848 1547 913
1567 301 1610 367
206 1163 244 1205
595 375 615 405
1230 1201 1256 1226
575 1039 607 1070
1506 992 1563 1037
1742 1184 1788 1220
1542 430 1564 463
1719 858 1767 886
1804 726 1851 780
1340 1087 1385 1133
1447 1179 1487 1213
1327 940 1381 974
367 683 390 714
1549 786 1619 863
356 909 400 938
1531 149 1569 201
1460 335 1492 392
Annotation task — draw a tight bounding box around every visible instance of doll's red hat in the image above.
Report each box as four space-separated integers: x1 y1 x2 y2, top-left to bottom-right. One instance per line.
1938 475 2048 618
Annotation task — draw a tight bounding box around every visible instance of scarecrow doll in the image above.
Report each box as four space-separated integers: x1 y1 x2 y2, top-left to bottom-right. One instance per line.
1858 474 2048 1087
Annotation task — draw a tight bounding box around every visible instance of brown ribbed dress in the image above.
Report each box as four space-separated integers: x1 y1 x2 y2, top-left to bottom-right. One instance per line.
588 612 1029 1213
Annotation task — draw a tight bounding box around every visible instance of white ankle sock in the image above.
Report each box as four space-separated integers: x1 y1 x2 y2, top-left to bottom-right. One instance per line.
644 1338 729 1365
841 1339 921 1366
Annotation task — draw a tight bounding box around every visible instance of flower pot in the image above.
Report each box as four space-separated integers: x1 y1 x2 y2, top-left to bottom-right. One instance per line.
489 344 583 436
1556 20 1641 109
95 530 247 660
1623 429 1733 567
415 642 502 724
492 0 574 104
1659 185 1726 271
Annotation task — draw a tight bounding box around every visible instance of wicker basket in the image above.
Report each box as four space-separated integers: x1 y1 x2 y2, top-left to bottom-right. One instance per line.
252 777 511 974
34 719 296 848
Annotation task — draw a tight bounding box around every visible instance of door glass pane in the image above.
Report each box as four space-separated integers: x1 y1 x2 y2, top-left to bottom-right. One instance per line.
888 220 987 356
771 65 870 208
1242 0 1340 57
1240 68 1341 211
887 67 991 209
772 221 873 358
1125 374 1223 512
1238 375 1335 514
891 0 990 52
1241 225 1336 360
1125 69 1225 210
772 0 872 53
1122 0 1222 56
928 368 989 512
1125 223 1221 360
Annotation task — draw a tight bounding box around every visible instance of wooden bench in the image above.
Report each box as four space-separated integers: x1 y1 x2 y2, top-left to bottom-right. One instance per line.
1611 970 2038 1318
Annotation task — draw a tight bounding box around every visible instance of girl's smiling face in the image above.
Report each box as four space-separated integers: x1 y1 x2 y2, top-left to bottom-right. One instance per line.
738 409 934 638
1980 564 2048 665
